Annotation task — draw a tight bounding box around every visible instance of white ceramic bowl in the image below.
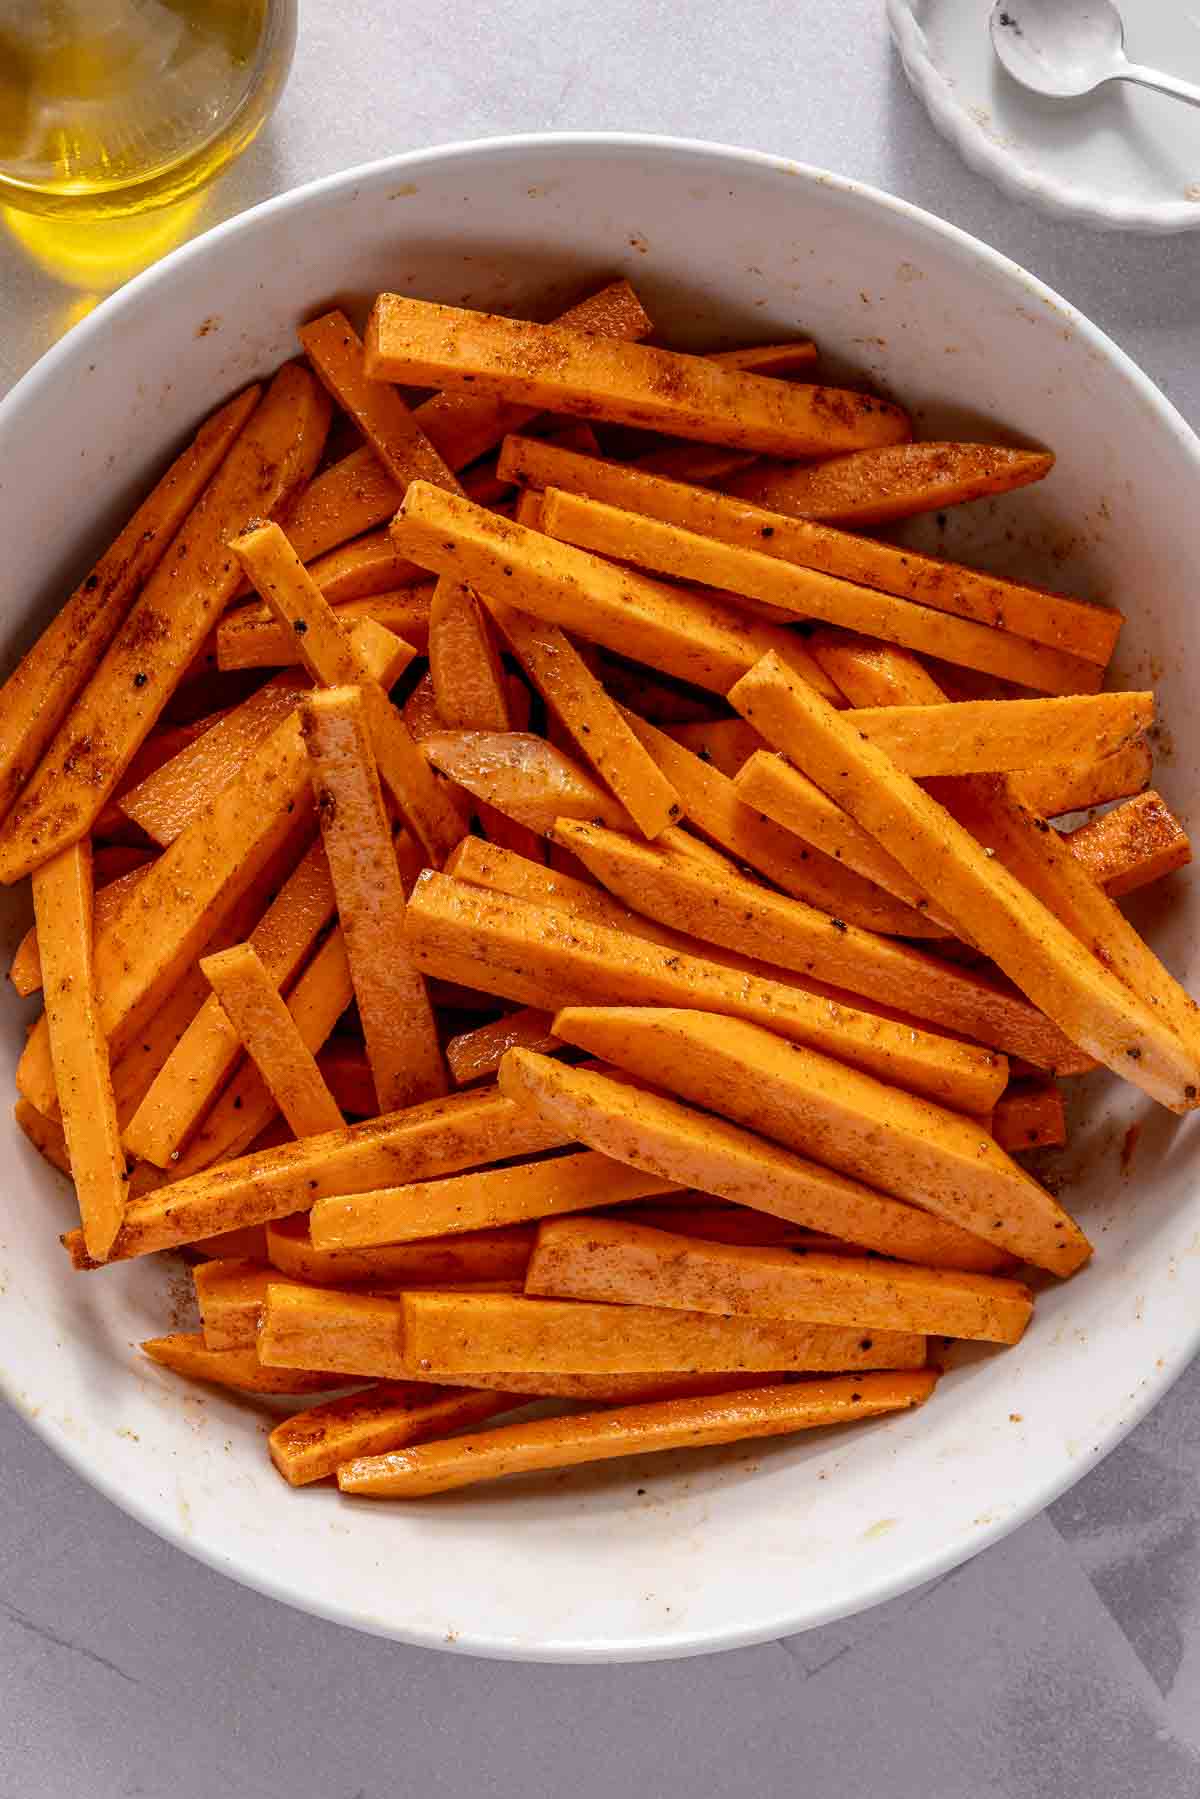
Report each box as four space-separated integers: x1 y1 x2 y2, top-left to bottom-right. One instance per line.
3 134 1199 1663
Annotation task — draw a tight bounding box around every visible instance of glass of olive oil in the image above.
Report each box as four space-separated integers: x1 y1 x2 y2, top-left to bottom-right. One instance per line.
0 0 296 219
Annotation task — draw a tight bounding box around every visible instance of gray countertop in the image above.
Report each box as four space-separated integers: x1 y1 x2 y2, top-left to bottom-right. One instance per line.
4 4 1200 1793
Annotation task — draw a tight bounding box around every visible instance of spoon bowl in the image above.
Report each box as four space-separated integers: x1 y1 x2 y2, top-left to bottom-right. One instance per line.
990 0 1125 99
989 0 1200 109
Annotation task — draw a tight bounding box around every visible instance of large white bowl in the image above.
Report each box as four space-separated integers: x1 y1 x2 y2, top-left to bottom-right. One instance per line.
3 135 1199 1663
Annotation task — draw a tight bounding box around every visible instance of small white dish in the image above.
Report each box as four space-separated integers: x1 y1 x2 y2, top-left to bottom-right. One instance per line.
889 0 1200 231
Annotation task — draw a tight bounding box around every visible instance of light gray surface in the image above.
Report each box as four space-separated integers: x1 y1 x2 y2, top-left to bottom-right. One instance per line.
3 2 1200 1791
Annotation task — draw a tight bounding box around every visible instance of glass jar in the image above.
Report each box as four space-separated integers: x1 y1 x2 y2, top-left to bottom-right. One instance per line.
0 0 296 218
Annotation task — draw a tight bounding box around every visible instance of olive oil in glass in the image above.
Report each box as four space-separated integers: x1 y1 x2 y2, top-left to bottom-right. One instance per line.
0 0 296 218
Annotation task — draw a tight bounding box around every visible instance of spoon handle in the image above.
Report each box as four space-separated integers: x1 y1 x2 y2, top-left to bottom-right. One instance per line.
1117 62 1200 111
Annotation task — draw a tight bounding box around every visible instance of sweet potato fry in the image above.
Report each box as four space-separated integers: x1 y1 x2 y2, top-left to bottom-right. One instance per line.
311 1149 681 1250
555 817 1080 1070
298 309 466 494
707 341 819 374
409 872 1007 1112
201 941 344 1139
274 444 402 565
732 751 952 924
410 280 654 472
1012 740 1153 817
992 1080 1067 1152
810 630 1153 822
336 1371 937 1497
723 442 1054 525
446 834 714 951
446 1008 560 1085
498 1050 1014 1270
235 522 464 864
808 628 942 706
422 731 633 834
847 694 1152 776
108 971 214 1132
528 1217 1031 1343
117 672 309 844
550 1009 1081 1273
730 652 1200 1111
539 491 1102 698
304 530 429 603
365 297 909 454
390 483 840 699
0 386 260 829
93 711 231 837
123 840 339 1165
428 579 513 730
270 1382 525 1486
265 1211 536 1286
620 710 945 935
392 1289 930 1376
31 842 127 1260
302 685 445 1110
272 1280 911 1387
275 283 652 566
498 436 1120 666
483 598 681 838
166 928 354 1176
1065 791 1191 897
11 857 153 997
317 1040 378 1116
63 1087 566 1264
194 1258 300 1350
257 1284 405 1379
141 1331 348 1395
15 1096 71 1177
932 773 1200 1073
217 591 433 671
0 366 330 883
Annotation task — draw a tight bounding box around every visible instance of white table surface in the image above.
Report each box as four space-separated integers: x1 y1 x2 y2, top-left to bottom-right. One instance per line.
4 4 1200 1792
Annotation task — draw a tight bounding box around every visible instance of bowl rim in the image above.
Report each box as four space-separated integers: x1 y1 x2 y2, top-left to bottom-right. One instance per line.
5 129 1200 1661
887 0 1200 234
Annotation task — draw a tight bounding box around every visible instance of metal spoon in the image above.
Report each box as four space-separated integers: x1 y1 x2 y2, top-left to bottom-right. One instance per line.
989 0 1200 109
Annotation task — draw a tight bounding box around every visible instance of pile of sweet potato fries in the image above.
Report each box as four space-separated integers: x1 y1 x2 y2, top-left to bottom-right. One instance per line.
6 276 1192 1499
